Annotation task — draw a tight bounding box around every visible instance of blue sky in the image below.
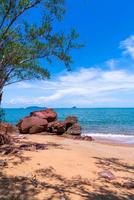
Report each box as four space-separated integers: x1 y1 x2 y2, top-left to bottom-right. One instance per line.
3 0 134 108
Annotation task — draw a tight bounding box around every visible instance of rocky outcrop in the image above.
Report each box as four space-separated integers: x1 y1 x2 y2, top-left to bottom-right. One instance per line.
17 116 48 134
65 116 77 129
30 109 57 122
47 121 66 134
17 109 82 136
29 125 46 134
17 109 81 135
0 110 94 146
65 123 81 135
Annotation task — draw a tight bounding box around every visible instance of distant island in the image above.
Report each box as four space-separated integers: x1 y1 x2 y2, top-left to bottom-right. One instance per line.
72 106 77 109
26 106 47 110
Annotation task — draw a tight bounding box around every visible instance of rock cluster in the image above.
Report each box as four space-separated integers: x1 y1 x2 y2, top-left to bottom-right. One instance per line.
17 109 82 136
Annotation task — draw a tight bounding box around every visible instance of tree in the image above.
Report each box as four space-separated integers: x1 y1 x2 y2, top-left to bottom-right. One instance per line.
0 0 82 110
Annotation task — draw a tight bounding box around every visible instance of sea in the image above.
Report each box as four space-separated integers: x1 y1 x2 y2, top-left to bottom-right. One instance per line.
3 108 134 144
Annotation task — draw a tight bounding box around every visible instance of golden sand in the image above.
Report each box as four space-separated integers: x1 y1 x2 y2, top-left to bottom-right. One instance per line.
0 135 134 200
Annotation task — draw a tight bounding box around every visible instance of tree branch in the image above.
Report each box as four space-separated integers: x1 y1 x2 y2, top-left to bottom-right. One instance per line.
0 67 14 88
4 78 35 86
1 0 41 43
20 52 50 64
0 0 13 29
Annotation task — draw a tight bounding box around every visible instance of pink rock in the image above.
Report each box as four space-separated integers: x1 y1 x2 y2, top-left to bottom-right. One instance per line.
66 123 81 135
29 125 45 134
65 116 78 129
30 109 57 122
98 170 116 180
17 116 48 134
47 121 66 134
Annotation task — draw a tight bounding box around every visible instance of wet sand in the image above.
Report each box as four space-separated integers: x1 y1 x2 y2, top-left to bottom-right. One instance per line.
0 134 134 200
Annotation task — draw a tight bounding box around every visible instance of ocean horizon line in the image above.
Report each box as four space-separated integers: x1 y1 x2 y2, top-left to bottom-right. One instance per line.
3 107 134 109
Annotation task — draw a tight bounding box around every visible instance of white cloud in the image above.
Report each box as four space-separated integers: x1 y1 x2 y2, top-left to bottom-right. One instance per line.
120 35 134 59
16 82 34 89
3 35 134 107
105 59 119 70
5 67 134 107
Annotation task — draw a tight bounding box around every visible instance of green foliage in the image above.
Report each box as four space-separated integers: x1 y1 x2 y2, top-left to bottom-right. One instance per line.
0 0 82 91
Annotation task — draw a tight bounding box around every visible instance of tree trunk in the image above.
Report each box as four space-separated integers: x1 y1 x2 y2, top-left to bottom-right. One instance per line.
0 89 4 122
0 91 2 106
0 72 4 106
0 75 4 106
0 63 5 118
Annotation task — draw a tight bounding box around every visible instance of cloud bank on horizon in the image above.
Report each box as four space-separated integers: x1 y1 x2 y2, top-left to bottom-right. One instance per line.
3 35 134 108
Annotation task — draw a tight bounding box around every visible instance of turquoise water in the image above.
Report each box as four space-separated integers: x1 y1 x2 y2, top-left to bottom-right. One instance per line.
3 108 134 136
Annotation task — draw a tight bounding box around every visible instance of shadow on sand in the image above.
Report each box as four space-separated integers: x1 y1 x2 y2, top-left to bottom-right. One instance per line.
0 140 64 166
0 165 133 200
0 143 133 200
0 171 40 200
93 156 134 174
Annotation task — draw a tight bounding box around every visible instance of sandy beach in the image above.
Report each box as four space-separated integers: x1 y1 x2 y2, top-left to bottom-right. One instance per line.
1 0 134 199
0 134 134 200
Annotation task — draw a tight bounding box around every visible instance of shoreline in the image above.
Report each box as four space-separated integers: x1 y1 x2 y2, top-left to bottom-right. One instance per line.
16 132 134 146
16 133 134 147
82 133 134 145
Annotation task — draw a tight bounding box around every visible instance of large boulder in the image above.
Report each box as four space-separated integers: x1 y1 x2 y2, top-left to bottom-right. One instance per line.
29 125 46 134
17 116 48 134
65 116 78 129
65 123 81 136
47 121 66 134
30 109 57 122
